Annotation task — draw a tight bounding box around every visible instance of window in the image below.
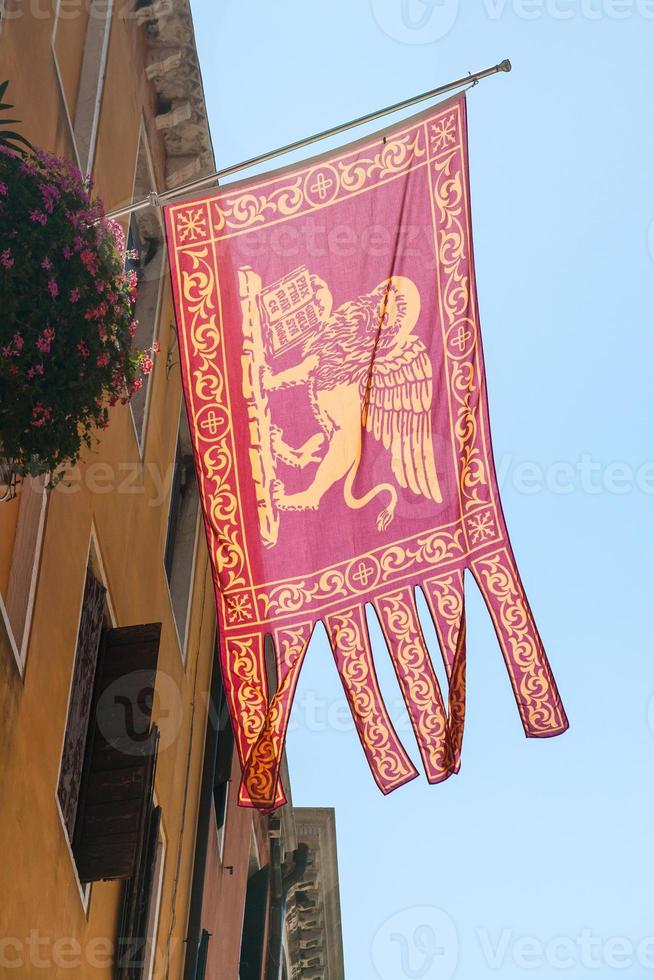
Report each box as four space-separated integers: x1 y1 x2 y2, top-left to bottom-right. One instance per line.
213 677 234 857
73 0 114 175
57 563 163 886
116 804 166 980
0 475 48 673
239 838 270 980
51 0 89 169
142 818 166 980
127 131 165 447
195 931 211 980
164 404 200 653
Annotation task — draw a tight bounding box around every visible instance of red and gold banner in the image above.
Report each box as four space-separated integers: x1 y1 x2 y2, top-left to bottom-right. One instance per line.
164 95 568 811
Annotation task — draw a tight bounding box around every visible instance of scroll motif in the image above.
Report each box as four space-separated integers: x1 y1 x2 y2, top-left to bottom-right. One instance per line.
221 634 285 809
324 605 418 794
430 149 491 520
422 571 467 768
374 588 454 783
181 247 247 591
471 550 568 736
241 623 313 809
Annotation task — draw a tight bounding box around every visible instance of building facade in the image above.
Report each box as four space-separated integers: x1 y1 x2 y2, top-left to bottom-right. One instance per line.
0 1 217 976
0 3 345 979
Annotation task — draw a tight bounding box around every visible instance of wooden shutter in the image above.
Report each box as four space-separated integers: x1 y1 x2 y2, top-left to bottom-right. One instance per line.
72 624 161 883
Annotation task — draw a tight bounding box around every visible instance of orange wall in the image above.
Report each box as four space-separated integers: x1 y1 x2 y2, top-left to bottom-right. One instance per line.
0 7 216 978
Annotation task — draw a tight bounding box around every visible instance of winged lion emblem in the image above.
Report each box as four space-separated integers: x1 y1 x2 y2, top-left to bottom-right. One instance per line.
240 269 442 547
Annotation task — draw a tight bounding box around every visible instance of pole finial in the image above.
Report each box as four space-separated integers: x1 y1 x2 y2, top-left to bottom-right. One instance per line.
499 59 512 73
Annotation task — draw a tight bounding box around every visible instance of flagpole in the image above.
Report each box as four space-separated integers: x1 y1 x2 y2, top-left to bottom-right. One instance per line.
105 59 511 222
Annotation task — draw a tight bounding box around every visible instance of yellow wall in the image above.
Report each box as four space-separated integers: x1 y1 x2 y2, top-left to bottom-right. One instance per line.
0 8 215 977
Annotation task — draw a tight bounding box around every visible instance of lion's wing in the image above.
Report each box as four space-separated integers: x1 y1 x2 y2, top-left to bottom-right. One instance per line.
360 335 442 503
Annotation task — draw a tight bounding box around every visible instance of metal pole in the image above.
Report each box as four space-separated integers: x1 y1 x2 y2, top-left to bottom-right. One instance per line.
105 58 511 222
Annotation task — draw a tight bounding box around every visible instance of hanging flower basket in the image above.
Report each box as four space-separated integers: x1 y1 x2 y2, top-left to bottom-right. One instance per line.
0 144 155 489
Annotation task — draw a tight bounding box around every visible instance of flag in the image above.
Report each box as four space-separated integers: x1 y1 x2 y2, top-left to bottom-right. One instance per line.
164 94 568 811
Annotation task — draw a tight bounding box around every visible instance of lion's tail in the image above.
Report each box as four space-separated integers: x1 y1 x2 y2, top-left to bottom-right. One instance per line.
343 464 398 531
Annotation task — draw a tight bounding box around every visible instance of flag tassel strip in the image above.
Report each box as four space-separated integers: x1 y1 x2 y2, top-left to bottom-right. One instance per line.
103 59 511 223
223 556 567 811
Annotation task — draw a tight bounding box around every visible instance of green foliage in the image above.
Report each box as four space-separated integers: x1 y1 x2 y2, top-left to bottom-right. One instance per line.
0 81 33 156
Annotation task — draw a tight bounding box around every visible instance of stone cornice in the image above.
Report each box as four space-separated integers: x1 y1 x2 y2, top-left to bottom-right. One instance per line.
139 0 215 190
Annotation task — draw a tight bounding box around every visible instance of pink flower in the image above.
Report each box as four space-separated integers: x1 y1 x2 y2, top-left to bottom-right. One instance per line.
84 300 108 322
69 288 81 303
62 245 73 259
152 340 161 355
39 183 61 214
31 402 53 427
0 182 7 196
47 279 58 299
141 353 154 375
0 248 13 269
30 210 47 226
131 378 144 394
128 320 138 338
76 340 90 359
27 364 45 379
41 257 53 271
2 333 24 358
36 327 55 354
96 352 110 368
80 249 97 272
98 324 107 341
107 219 126 252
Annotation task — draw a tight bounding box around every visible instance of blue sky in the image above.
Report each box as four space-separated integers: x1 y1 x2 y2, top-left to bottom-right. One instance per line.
189 3 654 977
